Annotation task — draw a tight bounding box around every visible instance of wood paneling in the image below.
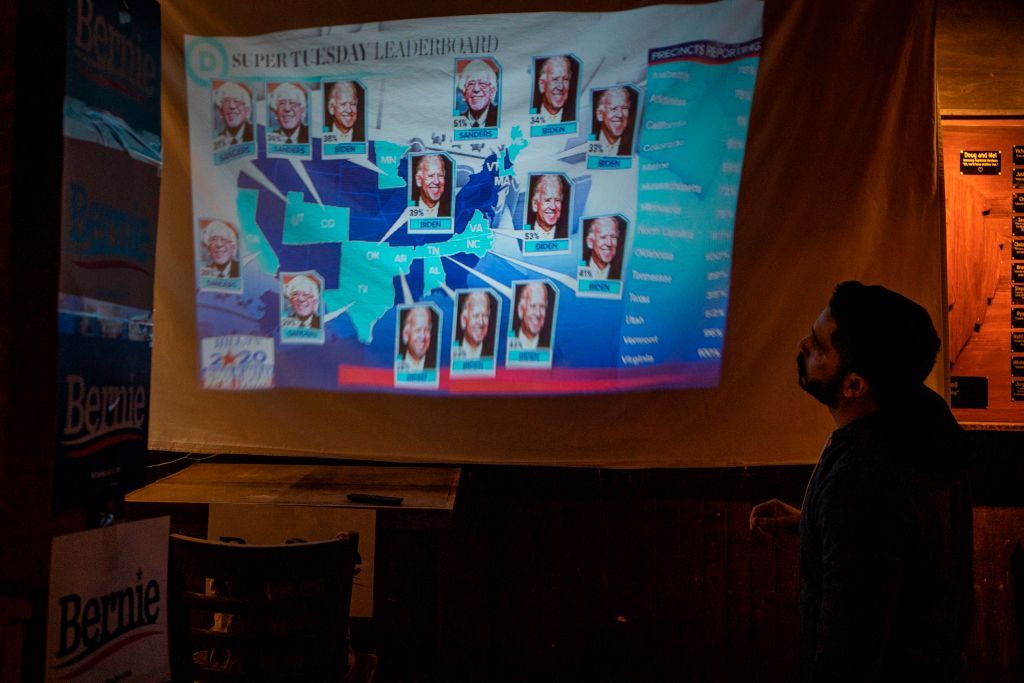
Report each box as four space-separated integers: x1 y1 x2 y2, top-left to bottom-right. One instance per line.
942 122 1024 224
942 122 1024 423
942 123 1006 362
944 168 995 360
437 461 1019 683
972 507 1024 681
937 0 1024 114
435 466 805 683
430 465 1023 683
130 450 1024 683
954 268 1021 423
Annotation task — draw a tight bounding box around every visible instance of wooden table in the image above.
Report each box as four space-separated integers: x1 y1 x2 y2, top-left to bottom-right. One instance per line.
126 461 460 677
126 462 460 535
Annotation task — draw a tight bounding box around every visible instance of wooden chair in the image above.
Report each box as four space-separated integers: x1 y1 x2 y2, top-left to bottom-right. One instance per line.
168 532 370 682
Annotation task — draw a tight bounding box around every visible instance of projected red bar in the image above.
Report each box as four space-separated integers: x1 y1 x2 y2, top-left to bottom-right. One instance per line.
337 363 719 395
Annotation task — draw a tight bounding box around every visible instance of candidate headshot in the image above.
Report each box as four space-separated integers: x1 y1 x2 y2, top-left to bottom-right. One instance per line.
323 80 365 142
411 154 452 218
268 82 309 144
582 215 626 280
398 306 438 371
454 291 497 360
282 274 321 330
591 86 637 156
80 301 126 340
512 282 556 350
456 58 500 128
212 81 254 148
200 220 240 279
532 55 578 123
525 174 571 239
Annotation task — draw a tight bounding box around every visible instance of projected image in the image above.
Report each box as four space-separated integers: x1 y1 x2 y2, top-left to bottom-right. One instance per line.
395 304 441 388
521 173 572 254
185 7 762 395
211 80 255 164
280 272 324 345
578 215 627 298
530 54 580 135
588 84 639 162
507 281 558 368
526 174 569 238
196 219 242 293
451 290 500 377
409 153 454 232
453 57 501 140
266 82 311 157
321 79 367 157
323 80 366 141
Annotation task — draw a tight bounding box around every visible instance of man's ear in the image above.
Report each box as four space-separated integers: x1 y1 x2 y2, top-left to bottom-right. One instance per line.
842 371 870 400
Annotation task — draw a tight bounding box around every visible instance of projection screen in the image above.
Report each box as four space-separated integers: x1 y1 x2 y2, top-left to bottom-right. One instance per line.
151 0 945 467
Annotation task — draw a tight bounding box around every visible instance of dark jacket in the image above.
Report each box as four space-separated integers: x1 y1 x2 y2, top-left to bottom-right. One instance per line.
274 123 309 144
799 386 973 682
461 105 498 128
204 259 239 279
216 121 254 145
454 334 494 359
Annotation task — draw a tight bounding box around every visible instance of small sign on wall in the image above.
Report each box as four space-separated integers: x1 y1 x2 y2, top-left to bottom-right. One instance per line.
46 517 170 683
950 375 988 409
959 150 1001 175
1013 308 1024 329
1013 285 1024 306
1014 240 1024 261
1015 215 1024 237
1014 145 1024 165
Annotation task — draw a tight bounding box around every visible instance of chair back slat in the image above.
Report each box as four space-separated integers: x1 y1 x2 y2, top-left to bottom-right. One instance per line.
168 532 358 682
182 590 340 616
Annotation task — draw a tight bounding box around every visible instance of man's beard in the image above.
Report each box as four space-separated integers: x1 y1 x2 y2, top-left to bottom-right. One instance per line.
797 354 843 409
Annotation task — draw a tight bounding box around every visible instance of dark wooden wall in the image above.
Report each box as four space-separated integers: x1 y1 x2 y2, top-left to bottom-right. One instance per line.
0 4 96 680
942 122 1024 423
142 435 1024 683
935 6 1024 677
433 465 806 683
937 0 1024 113
412 438 1023 683
942 127 998 362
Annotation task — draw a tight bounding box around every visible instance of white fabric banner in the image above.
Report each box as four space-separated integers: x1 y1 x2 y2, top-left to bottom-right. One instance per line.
45 517 170 683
